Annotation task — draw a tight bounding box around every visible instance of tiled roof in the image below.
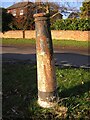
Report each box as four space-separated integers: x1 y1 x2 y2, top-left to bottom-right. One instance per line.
7 2 33 9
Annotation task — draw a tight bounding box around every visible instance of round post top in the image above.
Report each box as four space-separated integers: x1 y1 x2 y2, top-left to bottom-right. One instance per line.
33 13 50 18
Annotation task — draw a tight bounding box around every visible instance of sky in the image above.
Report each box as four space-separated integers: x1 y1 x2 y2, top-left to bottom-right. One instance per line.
0 0 84 18
0 0 84 8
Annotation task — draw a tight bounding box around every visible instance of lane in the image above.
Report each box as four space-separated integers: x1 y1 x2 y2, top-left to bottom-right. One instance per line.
2 44 89 55
2 45 90 67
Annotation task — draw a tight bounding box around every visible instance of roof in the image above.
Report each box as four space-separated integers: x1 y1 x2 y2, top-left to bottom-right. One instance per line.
7 2 33 10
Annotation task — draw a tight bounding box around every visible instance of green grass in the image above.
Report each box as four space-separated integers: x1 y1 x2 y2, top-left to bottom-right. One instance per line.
1 38 89 48
2 38 36 45
2 61 90 119
53 39 89 48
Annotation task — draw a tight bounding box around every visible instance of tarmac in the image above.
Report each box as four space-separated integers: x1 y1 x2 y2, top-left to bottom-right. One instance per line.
2 45 90 68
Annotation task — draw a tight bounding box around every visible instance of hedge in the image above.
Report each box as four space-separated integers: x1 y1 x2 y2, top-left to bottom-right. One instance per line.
51 18 90 31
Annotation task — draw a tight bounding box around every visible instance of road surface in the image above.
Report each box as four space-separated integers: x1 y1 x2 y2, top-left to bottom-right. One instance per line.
2 45 90 67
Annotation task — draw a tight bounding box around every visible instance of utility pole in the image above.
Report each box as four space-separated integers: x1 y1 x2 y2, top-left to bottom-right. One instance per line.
34 1 58 108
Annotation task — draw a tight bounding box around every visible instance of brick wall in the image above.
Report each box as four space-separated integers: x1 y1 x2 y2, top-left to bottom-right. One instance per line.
51 30 90 41
0 30 23 38
25 30 35 39
0 30 90 41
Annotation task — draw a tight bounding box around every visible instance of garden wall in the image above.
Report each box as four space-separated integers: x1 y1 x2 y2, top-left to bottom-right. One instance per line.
0 30 89 41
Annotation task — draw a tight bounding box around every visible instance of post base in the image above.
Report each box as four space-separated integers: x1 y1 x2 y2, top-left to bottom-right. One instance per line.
38 98 58 108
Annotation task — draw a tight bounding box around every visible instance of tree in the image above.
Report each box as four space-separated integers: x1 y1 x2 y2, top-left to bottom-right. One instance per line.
36 2 60 15
80 0 90 18
12 2 61 30
10 2 35 30
35 2 62 25
1 8 13 33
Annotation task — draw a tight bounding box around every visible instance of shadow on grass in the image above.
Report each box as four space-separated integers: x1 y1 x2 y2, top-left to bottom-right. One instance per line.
2 62 37 119
2 53 90 119
58 80 90 98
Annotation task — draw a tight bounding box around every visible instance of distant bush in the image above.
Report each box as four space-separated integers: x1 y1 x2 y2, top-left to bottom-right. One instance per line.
51 18 90 31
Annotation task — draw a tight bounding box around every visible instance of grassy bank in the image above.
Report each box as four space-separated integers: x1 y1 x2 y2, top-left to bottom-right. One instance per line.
2 38 89 48
2 61 90 119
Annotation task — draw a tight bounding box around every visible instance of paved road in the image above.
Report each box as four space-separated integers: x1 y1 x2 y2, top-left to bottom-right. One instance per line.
2 45 90 67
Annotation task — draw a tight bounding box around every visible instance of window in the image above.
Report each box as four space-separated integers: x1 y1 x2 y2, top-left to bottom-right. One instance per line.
20 9 24 15
12 9 16 16
7 10 10 13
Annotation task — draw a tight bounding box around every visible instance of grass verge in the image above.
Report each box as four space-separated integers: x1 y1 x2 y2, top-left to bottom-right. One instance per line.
2 61 90 119
1 38 89 48
2 38 35 45
53 39 89 48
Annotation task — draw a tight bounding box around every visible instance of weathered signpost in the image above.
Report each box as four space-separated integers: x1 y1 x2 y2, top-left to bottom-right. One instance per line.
34 1 58 108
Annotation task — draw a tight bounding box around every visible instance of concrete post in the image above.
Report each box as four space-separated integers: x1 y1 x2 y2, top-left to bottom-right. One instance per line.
34 13 58 108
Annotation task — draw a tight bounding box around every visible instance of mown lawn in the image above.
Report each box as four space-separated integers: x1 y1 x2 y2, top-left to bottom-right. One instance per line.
2 61 90 119
2 38 89 48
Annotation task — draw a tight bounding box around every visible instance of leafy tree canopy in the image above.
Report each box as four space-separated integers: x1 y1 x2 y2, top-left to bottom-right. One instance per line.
80 0 90 18
1 8 13 32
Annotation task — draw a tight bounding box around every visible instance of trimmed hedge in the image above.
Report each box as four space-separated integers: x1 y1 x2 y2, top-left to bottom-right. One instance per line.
51 18 90 31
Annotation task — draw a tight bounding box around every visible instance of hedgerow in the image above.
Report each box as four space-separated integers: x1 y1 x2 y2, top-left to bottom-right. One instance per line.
51 18 90 31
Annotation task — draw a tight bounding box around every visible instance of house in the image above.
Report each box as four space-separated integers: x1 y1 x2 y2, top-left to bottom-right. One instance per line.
7 2 35 17
6 2 63 30
7 2 36 30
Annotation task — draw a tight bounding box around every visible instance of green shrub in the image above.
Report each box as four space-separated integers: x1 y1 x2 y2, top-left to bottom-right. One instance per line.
52 19 65 30
78 19 90 31
69 19 79 30
63 19 72 30
51 18 90 31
